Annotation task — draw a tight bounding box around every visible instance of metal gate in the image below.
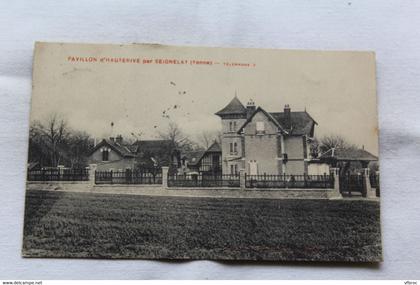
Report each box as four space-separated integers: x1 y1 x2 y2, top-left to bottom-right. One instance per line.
339 173 365 197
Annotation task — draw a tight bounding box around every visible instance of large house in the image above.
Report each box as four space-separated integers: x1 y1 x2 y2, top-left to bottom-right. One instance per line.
215 97 317 175
88 135 180 171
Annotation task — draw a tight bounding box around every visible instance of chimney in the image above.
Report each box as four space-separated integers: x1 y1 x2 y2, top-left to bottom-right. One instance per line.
115 135 123 145
109 137 115 143
284 104 291 130
246 99 256 118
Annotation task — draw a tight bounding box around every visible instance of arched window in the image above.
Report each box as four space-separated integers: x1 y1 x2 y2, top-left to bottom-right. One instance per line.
233 142 237 153
233 121 237 131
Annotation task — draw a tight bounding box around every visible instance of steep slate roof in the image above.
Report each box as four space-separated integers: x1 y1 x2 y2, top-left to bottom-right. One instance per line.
89 139 175 159
270 111 317 136
132 139 176 166
319 147 378 162
237 106 287 133
217 97 317 136
215 96 247 116
89 139 137 158
206 141 222 152
236 106 317 136
132 140 174 153
182 150 206 167
182 142 222 167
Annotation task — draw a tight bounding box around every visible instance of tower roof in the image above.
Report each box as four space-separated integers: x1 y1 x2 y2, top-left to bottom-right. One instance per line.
215 96 247 117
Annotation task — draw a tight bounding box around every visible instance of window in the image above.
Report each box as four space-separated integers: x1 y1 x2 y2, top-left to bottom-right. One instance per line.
102 149 109 161
229 121 237 132
256 121 265 134
230 142 238 155
230 164 238 175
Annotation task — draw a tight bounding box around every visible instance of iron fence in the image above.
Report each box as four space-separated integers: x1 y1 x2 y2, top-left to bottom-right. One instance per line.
27 168 89 181
168 174 240 188
245 174 334 189
95 169 162 185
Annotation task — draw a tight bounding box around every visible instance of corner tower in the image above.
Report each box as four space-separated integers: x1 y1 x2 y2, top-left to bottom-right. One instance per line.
215 96 248 174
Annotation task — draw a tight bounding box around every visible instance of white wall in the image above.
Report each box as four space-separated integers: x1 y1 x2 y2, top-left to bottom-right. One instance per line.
308 163 330 176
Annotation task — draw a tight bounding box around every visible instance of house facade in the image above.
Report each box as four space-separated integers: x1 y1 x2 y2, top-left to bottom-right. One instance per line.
88 135 179 172
216 97 317 175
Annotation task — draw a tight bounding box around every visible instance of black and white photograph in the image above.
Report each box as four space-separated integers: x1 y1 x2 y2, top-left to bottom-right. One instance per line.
23 42 381 262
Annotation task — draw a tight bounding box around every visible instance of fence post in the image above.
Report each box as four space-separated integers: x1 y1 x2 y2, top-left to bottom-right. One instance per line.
57 165 64 181
89 164 97 187
363 168 375 198
162 166 169 188
239 169 246 190
330 167 342 199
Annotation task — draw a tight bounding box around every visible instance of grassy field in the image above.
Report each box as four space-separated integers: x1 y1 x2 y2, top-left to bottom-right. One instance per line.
22 190 382 261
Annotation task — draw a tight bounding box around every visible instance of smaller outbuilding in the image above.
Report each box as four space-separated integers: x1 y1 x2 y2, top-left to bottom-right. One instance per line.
317 147 378 175
181 141 222 175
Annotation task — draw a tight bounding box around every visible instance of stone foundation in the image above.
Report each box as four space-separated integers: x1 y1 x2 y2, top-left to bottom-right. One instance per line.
27 181 339 199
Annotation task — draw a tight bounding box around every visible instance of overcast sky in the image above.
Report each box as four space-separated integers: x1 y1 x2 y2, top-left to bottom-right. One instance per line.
30 43 378 155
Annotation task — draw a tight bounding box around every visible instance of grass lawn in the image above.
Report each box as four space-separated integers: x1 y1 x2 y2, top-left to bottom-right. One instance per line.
22 190 382 262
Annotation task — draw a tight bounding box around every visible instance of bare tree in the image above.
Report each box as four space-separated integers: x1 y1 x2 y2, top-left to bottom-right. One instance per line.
43 113 69 166
197 130 222 149
66 131 93 168
28 120 50 166
159 121 199 152
318 134 357 154
28 113 93 168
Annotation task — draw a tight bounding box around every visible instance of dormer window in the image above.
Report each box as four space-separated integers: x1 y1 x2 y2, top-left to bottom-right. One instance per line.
256 121 265 134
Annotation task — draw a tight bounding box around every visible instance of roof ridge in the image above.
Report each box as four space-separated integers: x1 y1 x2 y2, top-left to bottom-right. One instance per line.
237 106 288 134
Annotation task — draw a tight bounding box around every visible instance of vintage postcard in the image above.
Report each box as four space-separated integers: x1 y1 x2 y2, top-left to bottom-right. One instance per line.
23 42 381 261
